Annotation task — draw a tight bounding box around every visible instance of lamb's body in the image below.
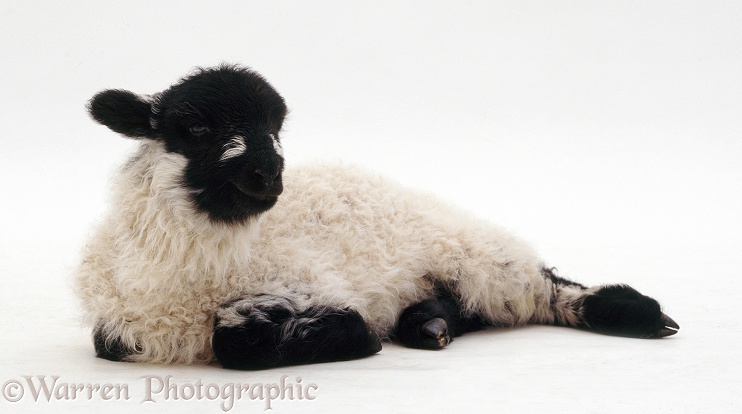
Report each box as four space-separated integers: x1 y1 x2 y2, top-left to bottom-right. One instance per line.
76 141 557 364
76 65 678 369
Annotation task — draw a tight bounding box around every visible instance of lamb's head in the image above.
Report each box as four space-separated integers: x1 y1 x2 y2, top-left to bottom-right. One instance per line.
88 65 288 223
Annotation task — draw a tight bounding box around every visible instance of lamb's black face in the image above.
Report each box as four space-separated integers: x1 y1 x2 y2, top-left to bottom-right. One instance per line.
88 65 288 223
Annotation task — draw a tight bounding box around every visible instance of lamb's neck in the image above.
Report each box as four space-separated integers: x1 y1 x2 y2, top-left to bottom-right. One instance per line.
115 141 259 278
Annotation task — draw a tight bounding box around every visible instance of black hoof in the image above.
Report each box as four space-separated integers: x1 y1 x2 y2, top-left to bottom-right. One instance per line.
582 284 680 339
421 318 451 349
654 313 680 338
396 293 487 349
368 335 383 354
395 298 452 350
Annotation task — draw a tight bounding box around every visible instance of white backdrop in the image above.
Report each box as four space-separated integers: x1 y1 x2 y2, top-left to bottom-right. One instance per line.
1 1 740 413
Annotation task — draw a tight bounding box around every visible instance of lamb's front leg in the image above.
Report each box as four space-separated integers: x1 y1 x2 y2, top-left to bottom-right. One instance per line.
93 324 137 361
212 295 382 370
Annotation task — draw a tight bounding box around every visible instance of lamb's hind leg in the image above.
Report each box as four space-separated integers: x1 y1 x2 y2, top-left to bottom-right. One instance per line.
212 295 382 370
395 290 487 350
539 268 680 338
397 267 680 347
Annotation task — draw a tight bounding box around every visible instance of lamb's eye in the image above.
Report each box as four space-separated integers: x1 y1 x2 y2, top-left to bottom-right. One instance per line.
189 122 208 136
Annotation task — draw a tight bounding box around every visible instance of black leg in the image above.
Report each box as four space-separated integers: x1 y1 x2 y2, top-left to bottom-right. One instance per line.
396 293 486 350
93 324 136 362
581 284 680 338
212 296 382 370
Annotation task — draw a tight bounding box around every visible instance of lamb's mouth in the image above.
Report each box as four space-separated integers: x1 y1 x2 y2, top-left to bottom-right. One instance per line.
230 180 282 203
249 194 278 202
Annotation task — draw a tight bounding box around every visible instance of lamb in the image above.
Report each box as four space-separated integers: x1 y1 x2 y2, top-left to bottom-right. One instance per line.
75 64 679 370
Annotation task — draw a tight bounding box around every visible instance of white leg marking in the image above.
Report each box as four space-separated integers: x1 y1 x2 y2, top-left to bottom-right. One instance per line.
215 296 299 328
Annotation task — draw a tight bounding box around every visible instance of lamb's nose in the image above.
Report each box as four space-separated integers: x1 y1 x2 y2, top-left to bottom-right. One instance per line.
253 169 282 194
254 169 278 183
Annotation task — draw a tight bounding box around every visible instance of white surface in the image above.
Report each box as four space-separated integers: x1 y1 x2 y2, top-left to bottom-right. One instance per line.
1 1 740 412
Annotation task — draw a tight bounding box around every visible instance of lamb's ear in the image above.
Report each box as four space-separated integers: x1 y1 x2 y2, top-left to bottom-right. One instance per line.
88 89 156 139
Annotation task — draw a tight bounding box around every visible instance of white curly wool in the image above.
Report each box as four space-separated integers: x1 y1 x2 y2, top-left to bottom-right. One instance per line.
75 140 566 364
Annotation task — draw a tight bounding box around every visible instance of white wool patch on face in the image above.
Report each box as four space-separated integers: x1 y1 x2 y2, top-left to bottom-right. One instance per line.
137 93 155 104
270 134 284 157
219 136 248 162
143 93 162 129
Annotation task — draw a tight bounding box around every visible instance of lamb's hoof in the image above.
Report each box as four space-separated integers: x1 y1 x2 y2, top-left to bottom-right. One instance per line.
655 313 680 338
582 285 681 339
421 318 451 349
368 334 383 354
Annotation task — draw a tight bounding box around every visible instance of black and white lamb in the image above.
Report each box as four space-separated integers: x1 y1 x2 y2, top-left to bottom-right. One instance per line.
75 64 679 370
